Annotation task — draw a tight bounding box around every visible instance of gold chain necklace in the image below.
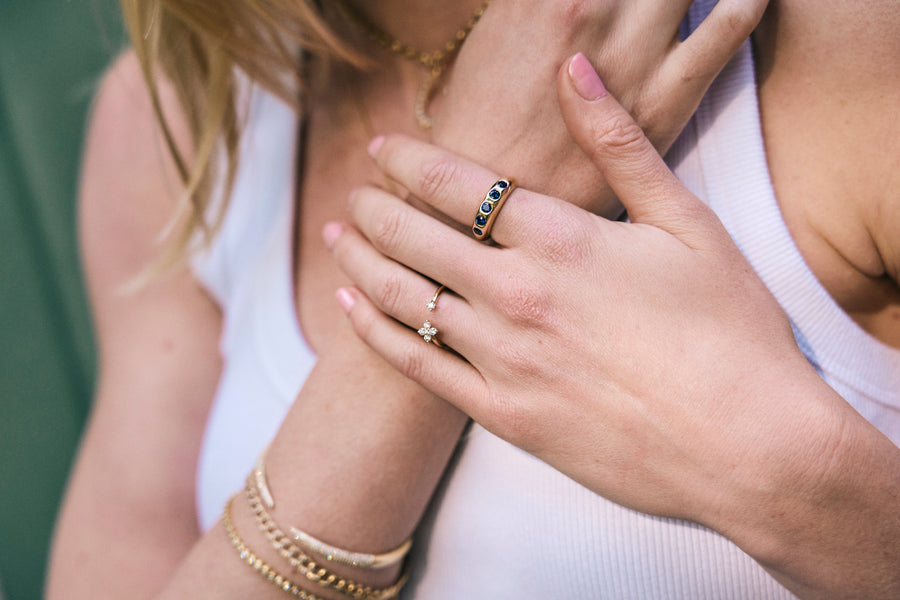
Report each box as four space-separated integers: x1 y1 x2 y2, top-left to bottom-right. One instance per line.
334 0 491 129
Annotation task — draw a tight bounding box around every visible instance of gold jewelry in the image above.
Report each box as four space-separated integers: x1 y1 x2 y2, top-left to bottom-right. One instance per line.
245 477 408 599
417 320 442 347
253 451 413 570
334 0 491 129
222 496 327 599
472 179 515 241
289 527 412 571
254 447 275 509
426 285 446 312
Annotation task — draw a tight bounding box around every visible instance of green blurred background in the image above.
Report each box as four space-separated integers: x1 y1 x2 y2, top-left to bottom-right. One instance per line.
1 1 124 597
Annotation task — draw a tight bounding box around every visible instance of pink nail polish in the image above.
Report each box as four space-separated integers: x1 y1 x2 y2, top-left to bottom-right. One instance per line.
367 135 385 157
322 222 343 249
568 53 608 101
336 288 356 313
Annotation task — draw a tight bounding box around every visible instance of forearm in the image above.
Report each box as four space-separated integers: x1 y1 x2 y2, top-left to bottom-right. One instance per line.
214 339 465 598
261 340 467 579
192 342 467 599
51 318 464 600
769 423 900 600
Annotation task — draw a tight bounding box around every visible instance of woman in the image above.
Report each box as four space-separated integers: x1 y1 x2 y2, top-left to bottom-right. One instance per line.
328 2 900 599
46 0 890 599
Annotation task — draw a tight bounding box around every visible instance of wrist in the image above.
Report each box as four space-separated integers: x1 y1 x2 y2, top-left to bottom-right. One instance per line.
707 366 900 597
225 481 404 598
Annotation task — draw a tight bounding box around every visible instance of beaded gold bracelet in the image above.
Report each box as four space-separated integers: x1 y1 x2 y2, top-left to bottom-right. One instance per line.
255 450 413 570
222 496 327 599
245 476 408 600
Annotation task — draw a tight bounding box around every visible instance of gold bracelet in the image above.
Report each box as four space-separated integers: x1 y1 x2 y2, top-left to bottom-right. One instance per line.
254 449 412 569
221 496 327 599
288 527 412 571
245 477 408 600
255 446 276 508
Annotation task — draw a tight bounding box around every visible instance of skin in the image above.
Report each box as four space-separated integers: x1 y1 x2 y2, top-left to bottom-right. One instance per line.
753 0 900 347
46 0 783 598
433 0 767 216
327 5 900 600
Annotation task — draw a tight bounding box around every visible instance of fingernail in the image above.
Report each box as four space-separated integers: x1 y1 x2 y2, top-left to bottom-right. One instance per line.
568 53 607 101
336 287 356 313
367 135 385 158
322 222 343 249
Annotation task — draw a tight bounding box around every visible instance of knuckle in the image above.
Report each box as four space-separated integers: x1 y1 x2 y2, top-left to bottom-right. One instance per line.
418 157 463 201
720 1 761 36
539 232 587 269
545 0 592 31
629 87 667 138
370 204 412 254
372 270 406 314
673 40 715 84
593 114 647 155
527 205 591 268
494 276 554 329
394 341 428 383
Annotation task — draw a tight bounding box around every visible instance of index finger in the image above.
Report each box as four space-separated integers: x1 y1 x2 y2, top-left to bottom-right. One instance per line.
557 54 695 227
368 134 533 245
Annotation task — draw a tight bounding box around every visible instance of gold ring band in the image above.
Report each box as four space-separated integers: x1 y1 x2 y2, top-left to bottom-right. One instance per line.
427 284 446 311
472 178 515 241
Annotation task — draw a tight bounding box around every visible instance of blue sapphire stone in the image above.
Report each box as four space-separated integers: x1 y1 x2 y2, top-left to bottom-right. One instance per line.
489 189 501 200
481 202 492 213
475 215 487 227
497 180 509 189
473 227 484 236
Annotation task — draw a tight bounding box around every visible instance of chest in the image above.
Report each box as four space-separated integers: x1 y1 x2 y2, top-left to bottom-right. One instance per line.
293 137 374 353
292 95 423 354
753 11 900 348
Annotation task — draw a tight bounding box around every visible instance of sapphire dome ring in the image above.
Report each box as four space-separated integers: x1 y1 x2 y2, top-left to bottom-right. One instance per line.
472 178 515 241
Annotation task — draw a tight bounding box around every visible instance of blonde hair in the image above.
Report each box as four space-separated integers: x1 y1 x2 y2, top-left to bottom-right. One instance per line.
119 0 361 271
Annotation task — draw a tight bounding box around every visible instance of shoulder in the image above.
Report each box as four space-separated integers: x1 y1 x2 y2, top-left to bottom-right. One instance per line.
79 50 221 348
80 50 189 281
80 50 190 286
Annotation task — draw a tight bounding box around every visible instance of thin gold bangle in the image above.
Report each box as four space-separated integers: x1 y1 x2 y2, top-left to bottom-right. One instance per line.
288 527 412 571
254 449 412 570
255 447 276 508
245 477 408 600
222 495 326 599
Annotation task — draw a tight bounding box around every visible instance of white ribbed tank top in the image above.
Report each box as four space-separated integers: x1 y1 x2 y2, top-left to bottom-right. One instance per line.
193 2 900 597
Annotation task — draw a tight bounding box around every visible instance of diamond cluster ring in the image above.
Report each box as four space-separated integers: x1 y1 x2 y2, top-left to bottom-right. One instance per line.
418 320 440 345
419 284 446 346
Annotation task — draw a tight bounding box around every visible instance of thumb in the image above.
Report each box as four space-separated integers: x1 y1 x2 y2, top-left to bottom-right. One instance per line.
557 53 699 228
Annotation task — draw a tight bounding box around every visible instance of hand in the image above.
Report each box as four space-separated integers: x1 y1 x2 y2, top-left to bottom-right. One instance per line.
326 54 850 550
432 0 769 217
